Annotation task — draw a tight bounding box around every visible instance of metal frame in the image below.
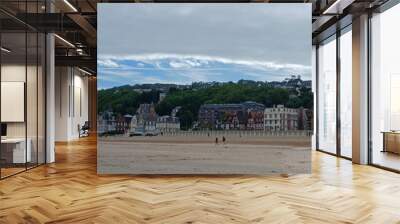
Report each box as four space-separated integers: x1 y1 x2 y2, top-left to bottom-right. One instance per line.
336 26 341 157
367 11 373 165
315 44 320 150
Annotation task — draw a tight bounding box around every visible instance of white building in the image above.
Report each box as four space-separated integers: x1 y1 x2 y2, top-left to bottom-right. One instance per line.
264 105 298 131
129 115 138 133
156 115 180 133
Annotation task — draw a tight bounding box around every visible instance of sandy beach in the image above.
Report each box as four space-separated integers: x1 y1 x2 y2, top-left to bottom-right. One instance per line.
98 134 311 175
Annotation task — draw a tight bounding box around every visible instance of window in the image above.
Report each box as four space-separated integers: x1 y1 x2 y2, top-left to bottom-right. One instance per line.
340 27 352 158
370 4 400 171
317 35 337 154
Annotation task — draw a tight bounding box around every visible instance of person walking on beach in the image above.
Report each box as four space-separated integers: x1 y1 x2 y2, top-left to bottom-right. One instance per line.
222 136 226 145
215 137 219 145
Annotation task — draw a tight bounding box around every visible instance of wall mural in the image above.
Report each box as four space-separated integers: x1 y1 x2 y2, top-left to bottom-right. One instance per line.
97 3 312 174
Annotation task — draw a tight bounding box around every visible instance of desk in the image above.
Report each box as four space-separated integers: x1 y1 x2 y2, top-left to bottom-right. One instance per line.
1 138 31 163
382 131 400 154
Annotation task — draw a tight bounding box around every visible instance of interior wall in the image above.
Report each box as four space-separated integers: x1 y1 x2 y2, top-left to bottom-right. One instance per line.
55 66 69 141
55 67 89 141
1 60 45 172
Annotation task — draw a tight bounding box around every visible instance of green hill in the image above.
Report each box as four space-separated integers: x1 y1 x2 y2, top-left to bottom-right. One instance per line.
98 82 313 130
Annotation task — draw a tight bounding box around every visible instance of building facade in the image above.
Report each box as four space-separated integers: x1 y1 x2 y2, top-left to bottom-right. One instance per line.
297 107 313 130
198 101 265 130
129 104 181 135
264 105 298 131
131 103 158 135
156 116 180 133
98 111 117 134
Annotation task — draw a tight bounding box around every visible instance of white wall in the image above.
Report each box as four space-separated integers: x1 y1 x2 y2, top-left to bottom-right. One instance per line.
1 64 26 138
55 67 89 141
1 65 38 138
1 63 46 164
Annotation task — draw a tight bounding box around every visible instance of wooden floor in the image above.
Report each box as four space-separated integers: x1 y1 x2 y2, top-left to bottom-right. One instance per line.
1 136 400 223
372 151 400 171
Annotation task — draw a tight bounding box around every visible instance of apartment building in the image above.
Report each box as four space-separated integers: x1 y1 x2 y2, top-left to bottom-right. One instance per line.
264 105 298 131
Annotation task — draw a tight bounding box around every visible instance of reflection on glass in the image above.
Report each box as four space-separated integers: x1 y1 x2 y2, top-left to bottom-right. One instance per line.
318 36 337 154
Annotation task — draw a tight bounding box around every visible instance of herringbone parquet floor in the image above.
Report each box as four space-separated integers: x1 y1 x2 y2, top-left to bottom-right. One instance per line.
1 136 400 224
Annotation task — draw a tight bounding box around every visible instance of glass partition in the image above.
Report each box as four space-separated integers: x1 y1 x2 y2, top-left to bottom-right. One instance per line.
0 2 46 179
1 31 28 177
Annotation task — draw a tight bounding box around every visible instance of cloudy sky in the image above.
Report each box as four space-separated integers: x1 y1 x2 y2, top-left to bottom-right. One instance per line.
98 4 311 89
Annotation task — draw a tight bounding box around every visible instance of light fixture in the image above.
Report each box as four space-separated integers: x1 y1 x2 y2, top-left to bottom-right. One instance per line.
76 48 86 56
1 47 11 53
54 34 75 48
63 0 78 12
322 0 354 15
78 67 93 76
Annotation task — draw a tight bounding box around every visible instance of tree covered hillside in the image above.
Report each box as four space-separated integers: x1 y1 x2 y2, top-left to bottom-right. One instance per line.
98 82 313 129
98 85 160 116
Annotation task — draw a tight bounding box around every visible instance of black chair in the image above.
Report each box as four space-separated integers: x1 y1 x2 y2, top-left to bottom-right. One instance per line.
79 121 90 138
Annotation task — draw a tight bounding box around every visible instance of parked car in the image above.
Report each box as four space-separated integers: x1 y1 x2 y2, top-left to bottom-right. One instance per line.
145 132 158 136
130 132 144 136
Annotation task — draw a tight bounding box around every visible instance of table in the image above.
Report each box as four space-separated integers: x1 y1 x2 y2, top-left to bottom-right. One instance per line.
1 138 31 164
381 131 400 154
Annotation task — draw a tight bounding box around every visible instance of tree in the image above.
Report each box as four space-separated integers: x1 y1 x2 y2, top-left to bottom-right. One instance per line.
177 109 195 130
